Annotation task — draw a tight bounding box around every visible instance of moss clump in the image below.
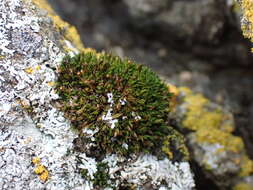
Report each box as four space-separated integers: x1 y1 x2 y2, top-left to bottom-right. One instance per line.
93 162 111 188
56 51 184 156
80 162 111 188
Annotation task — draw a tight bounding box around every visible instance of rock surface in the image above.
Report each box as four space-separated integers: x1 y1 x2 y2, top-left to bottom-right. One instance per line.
47 0 253 189
0 0 195 189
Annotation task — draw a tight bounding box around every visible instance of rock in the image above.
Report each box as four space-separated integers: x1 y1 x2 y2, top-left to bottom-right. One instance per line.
124 0 224 45
0 0 195 189
174 87 253 189
121 0 253 65
237 0 253 48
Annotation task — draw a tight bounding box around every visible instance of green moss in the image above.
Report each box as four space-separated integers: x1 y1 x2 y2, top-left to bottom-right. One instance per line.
55 51 185 156
93 162 111 188
162 132 190 161
80 162 111 188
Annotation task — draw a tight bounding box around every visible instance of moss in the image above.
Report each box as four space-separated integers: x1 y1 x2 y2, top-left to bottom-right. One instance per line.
55 51 186 157
80 162 112 189
162 131 189 161
93 162 111 188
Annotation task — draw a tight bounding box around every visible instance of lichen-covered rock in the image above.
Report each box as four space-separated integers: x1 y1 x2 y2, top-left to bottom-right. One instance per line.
0 0 195 189
174 87 253 189
237 0 253 50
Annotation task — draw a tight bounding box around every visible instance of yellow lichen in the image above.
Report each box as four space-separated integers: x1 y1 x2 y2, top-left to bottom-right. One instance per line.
233 183 253 190
195 127 244 153
24 67 34 74
34 165 46 174
0 55 5 60
239 156 253 177
47 81 55 87
39 170 49 181
30 0 84 50
24 65 41 74
178 87 253 175
239 0 253 50
35 65 41 71
167 84 179 110
162 133 190 161
162 141 173 160
32 157 40 165
32 157 49 182
179 87 243 153
180 88 233 132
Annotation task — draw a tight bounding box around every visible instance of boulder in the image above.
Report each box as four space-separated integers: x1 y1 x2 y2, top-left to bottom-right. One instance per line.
0 0 195 189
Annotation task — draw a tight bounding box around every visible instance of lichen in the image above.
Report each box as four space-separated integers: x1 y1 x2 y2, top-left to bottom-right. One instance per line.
239 156 253 177
30 0 84 50
178 86 253 177
180 87 242 153
233 183 253 190
167 84 179 111
32 157 49 182
162 132 189 161
237 0 253 51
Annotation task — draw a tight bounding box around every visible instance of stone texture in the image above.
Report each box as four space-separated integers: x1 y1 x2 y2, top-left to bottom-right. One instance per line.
0 0 195 189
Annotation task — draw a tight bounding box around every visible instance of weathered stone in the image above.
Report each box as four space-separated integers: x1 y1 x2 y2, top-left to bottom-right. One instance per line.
0 0 195 189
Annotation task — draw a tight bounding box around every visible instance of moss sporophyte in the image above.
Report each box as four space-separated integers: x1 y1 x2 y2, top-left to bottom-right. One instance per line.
55 51 187 158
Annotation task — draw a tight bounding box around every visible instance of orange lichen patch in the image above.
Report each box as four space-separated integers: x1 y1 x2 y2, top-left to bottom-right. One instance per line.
32 157 49 182
233 183 253 190
167 84 179 96
167 84 179 110
47 81 55 87
31 0 84 50
32 157 41 165
24 65 41 74
24 67 34 74
239 156 253 177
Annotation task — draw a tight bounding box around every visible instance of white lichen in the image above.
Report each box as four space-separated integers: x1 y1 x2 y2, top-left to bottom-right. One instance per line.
0 0 86 189
102 93 119 129
99 153 195 189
